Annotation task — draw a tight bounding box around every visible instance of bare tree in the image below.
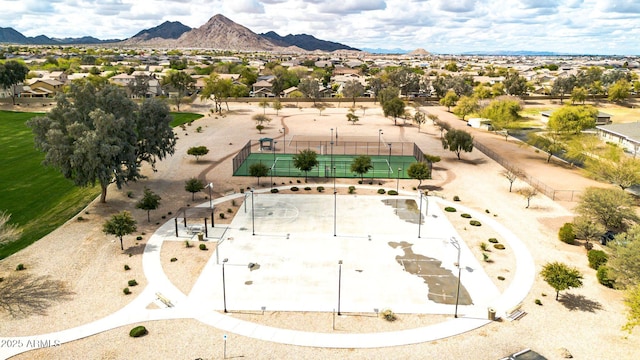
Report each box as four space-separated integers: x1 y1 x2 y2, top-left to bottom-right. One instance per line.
0 211 21 245
501 169 522 192
517 187 538 208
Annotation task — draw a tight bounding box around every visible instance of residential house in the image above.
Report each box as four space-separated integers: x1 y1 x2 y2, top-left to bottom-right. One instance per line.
597 122 640 156
22 79 63 97
252 80 275 97
110 73 135 87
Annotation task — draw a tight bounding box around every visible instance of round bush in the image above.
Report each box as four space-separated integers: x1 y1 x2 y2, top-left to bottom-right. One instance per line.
387 190 398 196
493 243 505 250
270 188 279 193
348 186 356 194
304 187 312 191
587 250 608 270
597 266 614 288
124 264 131 271
123 287 131 295
461 213 471 218
129 326 148 338
377 189 386 194
453 195 460 201
199 243 207 251
558 222 575 244
469 220 482 226
317 186 324 192
291 186 299 191
444 207 456 212
488 238 498 243
497 276 505 281
128 279 138 287
136 235 143 240
219 213 225 219
15 264 25 271
170 257 178 262
535 299 542 306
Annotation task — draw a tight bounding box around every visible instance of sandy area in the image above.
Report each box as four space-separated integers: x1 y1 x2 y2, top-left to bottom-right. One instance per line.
2 98 639 359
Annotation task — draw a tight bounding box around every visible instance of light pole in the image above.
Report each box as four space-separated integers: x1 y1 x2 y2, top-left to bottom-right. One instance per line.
396 167 402 192
251 188 255 236
333 168 337 237
450 237 462 318
331 128 334 142
418 191 423 238
206 182 214 227
388 143 392 178
273 141 278 162
378 129 383 156
337 260 343 315
282 127 286 154
222 258 228 313
330 140 334 177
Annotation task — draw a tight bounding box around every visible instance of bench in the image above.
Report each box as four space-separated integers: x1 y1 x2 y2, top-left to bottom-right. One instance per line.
186 225 204 235
155 292 174 308
506 309 526 321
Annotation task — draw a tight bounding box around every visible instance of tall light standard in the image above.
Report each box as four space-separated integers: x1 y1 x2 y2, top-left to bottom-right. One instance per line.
250 188 255 236
418 191 423 238
450 237 462 318
282 127 286 154
337 260 343 315
331 128 334 142
330 140 334 177
206 182 214 227
333 166 337 237
378 129 383 156
396 167 402 192
387 143 392 178
273 141 278 162
222 258 228 313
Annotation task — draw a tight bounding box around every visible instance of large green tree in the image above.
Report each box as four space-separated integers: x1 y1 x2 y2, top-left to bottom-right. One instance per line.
249 162 270 185
184 178 205 201
547 105 597 134
574 187 638 230
161 70 195 111
587 155 640 190
342 79 364 107
479 97 522 130
540 261 584 300
27 82 176 203
453 95 478 121
527 133 564 163
439 90 458 111
608 79 631 103
382 97 405 125
407 162 431 187
102 210 137 250
292 149 319 181
0 60 30 105
187 146 209 162
136 188 161 222
297 78 320 104
442 129 474 160
350 155 373 181
623 284 640 333
608 225 640 289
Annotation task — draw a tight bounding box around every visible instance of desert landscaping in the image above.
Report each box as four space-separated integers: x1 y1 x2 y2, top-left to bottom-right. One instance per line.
1 98 640 360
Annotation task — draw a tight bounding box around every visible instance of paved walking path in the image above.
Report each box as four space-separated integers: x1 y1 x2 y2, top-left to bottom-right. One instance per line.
0 186 534 358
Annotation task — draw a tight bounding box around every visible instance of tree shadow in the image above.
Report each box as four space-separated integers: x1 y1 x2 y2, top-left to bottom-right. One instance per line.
0 274 75 319
126 242 158 256
559 293 603 312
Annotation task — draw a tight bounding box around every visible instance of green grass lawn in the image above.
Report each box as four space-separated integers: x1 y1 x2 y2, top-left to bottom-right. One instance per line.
0 110 204 259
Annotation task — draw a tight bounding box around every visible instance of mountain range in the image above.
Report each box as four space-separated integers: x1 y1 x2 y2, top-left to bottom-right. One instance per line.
0 14 359 52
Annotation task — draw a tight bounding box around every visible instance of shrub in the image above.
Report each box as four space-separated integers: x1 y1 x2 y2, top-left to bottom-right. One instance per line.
558 223 575 244
297 180 301 184
219 213 225 219
291 186 299 191
128 279 138 287
453 195 460 201
231 200 237 207
485 209 490 213
493 243 505 250
377 189 386 194
123 287 131 295
444 207 456 212
317 186 324 192
461 213 471 218
497 276 505 281
199 244 207 251
488 238 498 243
587 250 608 270
227 208 233 213
77 216 84 221
470 220 481 226
584 242 594 250
358 180 363 184
480 242 489 251
136 235 143 240
304 187 312 191
129 326 148 338
388 190 398 195
185 241 192 248
348 186 356 194
127 191 134 198
380 309 397 322
168 211 172 215
596 266 614 288
535 299 542 306
270 188 279 193
170 257 178 262
15 264 25 271
483 253 490 262
124 264 131 271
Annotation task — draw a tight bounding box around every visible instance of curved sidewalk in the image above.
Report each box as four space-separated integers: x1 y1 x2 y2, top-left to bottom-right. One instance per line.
0 186 535 358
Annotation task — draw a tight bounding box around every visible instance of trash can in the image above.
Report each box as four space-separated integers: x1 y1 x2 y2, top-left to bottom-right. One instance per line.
197 233 204 241
488 307 496 321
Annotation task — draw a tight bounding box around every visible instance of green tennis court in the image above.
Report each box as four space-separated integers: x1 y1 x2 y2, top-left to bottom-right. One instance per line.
234 153 418 179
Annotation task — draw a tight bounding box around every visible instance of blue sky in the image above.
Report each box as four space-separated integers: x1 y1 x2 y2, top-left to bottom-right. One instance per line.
1 0 639 54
